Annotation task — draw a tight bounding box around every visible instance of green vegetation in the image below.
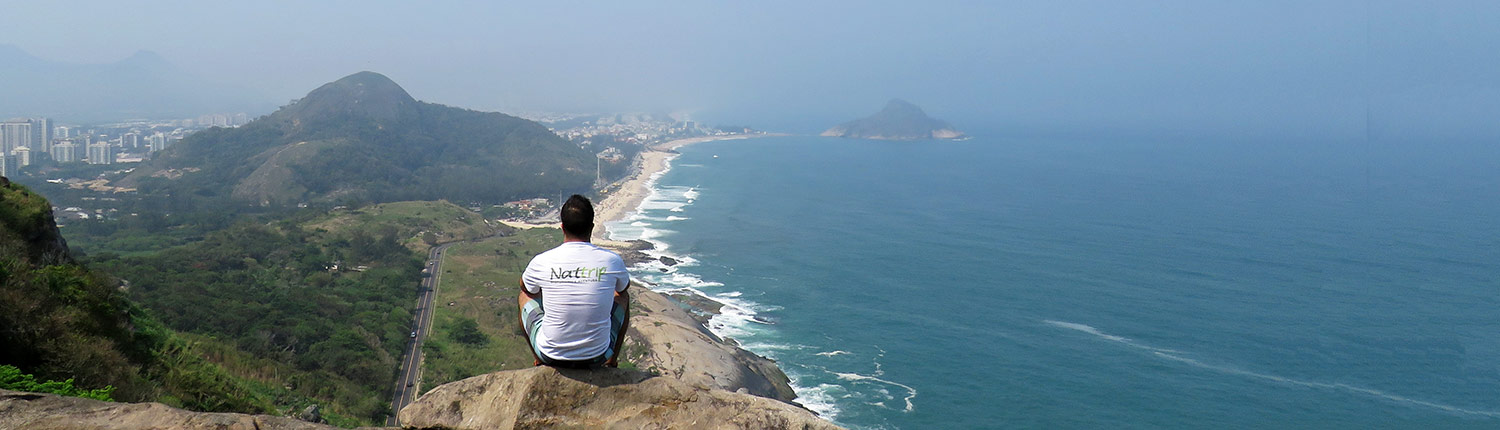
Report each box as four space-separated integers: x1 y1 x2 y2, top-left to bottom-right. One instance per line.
87 203 497 424
0 365 116 401
125 71 595 207
0 181 313 417
420 228 562 391
303 201 502 251
1 184 156 401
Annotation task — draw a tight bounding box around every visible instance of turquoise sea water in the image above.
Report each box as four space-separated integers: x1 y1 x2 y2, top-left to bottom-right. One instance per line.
605 134 1500 429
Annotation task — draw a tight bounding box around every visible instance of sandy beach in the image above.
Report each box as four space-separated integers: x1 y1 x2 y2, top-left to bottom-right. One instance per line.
591 134 775 240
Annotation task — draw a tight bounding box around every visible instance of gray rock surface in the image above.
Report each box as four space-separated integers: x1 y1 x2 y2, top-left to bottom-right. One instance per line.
397 366 840 430
0 389 371 430
624 288 799 402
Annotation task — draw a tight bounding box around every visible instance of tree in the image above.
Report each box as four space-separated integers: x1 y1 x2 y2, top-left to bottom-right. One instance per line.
449 318 489 346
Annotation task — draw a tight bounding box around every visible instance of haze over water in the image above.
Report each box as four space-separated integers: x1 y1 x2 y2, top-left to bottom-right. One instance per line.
609 133 1500 429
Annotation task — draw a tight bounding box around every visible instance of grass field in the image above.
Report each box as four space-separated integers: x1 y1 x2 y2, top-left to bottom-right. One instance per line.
303 201 499 250
418 228 563 391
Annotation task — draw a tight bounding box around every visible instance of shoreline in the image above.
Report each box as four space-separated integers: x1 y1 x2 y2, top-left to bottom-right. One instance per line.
588 132 812 409
592 133 781 240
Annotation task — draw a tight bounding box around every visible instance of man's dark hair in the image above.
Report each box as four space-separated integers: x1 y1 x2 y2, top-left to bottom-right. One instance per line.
560 194 594 240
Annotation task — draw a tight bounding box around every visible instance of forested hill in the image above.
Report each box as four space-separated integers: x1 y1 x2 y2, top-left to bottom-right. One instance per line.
0 179 283 414
0 179 149 397
123 71 594 206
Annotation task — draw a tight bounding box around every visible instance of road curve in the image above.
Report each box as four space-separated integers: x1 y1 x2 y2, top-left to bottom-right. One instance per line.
386 241 456 426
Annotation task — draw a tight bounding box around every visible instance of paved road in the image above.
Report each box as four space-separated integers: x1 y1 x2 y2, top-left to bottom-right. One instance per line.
386 241 455 426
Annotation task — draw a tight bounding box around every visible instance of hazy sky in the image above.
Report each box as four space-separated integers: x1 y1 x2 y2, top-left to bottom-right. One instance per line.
3 1 1498 138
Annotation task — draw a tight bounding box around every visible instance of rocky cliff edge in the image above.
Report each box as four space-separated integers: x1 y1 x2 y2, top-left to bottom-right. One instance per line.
398 366 839 430
1 366 839 430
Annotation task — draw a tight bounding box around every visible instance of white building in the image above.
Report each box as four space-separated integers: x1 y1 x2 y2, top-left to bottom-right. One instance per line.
86 141 115 165
1 120 31 153
51 141 79 163
30 118 52 152
12 146 32 167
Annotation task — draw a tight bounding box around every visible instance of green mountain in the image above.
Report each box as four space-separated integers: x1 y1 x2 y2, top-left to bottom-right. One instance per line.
124 71 594 206
821 99 966 140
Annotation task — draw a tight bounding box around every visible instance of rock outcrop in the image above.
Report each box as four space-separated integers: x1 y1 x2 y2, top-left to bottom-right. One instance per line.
624 287 799 402
821 99 966 140
0 389 367 430
397 366 839 430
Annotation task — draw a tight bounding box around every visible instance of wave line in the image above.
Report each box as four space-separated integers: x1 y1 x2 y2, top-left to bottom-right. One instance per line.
1043 319 1500 418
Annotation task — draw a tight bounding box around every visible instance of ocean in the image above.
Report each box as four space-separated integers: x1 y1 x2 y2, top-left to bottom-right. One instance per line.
604 134 1500 429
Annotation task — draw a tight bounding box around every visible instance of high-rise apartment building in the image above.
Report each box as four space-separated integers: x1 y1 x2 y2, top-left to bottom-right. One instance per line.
56 125 70 139
1 120 32 153
148 133 168 153
0 154 17 178
123 132 139 149
86 141 115 165
51 141 79 163
12 147 32 167
30 118 52 152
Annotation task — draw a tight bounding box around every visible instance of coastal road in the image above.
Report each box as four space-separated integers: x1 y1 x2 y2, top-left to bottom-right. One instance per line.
386 241 456 426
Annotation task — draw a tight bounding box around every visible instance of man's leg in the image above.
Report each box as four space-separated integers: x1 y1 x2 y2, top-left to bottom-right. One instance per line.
518 281 545 366
604 289 631 368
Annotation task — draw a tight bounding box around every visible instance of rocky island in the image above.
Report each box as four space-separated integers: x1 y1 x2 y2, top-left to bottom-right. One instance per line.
821 99 965 140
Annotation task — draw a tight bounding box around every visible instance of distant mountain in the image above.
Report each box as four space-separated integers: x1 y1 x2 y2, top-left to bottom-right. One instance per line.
122 71 594 206
821 99 965 140
0 45 270 121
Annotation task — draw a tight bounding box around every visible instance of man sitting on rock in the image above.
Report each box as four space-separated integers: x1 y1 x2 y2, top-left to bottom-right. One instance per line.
519 194 631 368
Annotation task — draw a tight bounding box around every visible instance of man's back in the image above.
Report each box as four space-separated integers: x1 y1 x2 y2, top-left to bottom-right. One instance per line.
521 241 629 361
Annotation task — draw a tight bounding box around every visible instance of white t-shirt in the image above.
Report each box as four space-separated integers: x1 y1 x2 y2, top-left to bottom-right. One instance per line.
521 241 630 360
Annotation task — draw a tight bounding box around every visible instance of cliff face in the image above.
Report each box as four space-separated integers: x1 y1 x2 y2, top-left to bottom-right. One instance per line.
0 177 72 266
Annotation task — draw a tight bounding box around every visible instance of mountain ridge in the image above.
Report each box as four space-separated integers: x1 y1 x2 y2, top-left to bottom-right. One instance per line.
123 71 594 206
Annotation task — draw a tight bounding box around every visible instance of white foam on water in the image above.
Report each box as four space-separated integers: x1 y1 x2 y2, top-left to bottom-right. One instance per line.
1045 319 1500 418
816 350 852 357
789 382 843 421
656 272 724 289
